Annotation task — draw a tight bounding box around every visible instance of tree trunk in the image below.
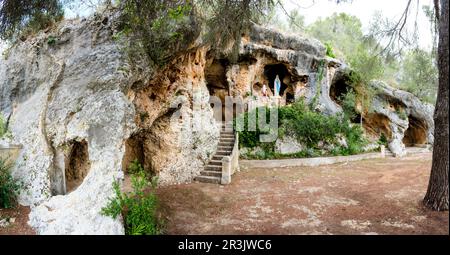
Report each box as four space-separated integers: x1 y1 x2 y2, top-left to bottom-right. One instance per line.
424 0 449 211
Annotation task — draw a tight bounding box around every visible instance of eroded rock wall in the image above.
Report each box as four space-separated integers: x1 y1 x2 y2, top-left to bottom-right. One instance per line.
0 12 219 234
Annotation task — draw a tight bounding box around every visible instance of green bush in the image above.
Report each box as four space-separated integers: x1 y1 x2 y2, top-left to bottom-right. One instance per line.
101 164 163 235
0 158 22 208
378 133 388 146
237 100 367 158
0 114 7 138
127 159 145 175
325 42 336 58
340 89 359 121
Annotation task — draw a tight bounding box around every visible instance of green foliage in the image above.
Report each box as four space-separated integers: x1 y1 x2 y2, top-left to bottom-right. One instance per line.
47 35 57 45
127 159 145 175
307 13 364 60
395 108 408 121
101 162 162 235
0 158 22 209
398 48 438 104
117 0 199 70
324 42 336 58
235 106 276 149
238 100 367 159
287 9 305 32
377 133 388 146
340 89 358 120
0 113 8 138
0 0 64 40
201 0 276 63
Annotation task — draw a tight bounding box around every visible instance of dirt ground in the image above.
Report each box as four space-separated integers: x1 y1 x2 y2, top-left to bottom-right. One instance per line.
0 205 35 235
0 152 447 235
157 152 449 235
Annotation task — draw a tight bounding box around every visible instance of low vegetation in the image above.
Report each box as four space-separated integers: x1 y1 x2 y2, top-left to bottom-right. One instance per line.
101 162 163 235
0 158 22 209
237 100 368 160
0 113 8 138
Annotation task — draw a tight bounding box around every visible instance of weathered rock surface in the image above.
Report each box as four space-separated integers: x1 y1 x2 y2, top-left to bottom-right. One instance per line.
0 11 218 234
368 81 434 156
275 135 304 154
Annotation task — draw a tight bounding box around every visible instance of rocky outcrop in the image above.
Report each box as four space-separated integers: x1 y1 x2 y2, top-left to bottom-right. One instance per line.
367 81 434 156
0 11 218 234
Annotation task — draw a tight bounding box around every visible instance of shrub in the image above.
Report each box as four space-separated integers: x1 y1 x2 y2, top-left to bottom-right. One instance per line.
378 133 388 146
127 159 145 175
101 163 163 235
117 1 200 71
325 42 336 58
340 89 359 121
237 100 367 158
0 114 7 138
0 158 22 208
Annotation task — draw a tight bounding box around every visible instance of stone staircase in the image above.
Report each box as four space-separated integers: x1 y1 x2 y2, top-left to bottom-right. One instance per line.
195 122 235 184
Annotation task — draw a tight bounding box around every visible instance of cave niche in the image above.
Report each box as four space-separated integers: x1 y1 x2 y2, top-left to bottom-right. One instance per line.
122 133 146 174
330 74 352 104
205 59 229 122
403 116 428 146
264 64 289 97
65 140 91 193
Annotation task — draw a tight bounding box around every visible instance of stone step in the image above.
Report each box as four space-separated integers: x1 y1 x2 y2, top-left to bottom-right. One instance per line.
209 160 223 166
220 137 234 141
200 170 222 177
205 165 222 171
221 134 235 138
216 150 232 156
195 175 221 184
217 146 233 150
212 155 226 160
218 141 234 146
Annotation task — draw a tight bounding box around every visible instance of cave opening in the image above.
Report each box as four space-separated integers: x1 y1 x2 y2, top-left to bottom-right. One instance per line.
330 75 352 104
122 133 147 175
205 59 229 122
65 140 91 193
403 116 428 146
286 92 295 104
264 64 289 96
362 113 392 141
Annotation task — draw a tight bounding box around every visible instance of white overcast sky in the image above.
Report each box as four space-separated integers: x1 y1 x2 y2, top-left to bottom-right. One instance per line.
280 0 435 49
0 0 435 53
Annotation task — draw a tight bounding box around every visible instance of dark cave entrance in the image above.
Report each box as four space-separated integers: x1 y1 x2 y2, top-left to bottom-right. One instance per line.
286 92 295 104
122 134 146 175
330 75 352 104
205 59 229 122
403 116 428 146
264 64 289 97
65 140 91 193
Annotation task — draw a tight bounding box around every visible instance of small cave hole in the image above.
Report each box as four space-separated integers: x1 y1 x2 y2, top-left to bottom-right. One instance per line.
65 140 91 193
403 116 428 146
122 134 146 175
205 59 229 122
330 75 352 104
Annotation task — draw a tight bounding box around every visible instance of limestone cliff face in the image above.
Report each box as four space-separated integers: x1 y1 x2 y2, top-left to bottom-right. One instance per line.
0 12 218 234
0 11 434 234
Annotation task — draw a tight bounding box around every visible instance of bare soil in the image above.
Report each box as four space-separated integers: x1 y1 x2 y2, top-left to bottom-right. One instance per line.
0 205 35 235
157 152 449 235
0 152 447 235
